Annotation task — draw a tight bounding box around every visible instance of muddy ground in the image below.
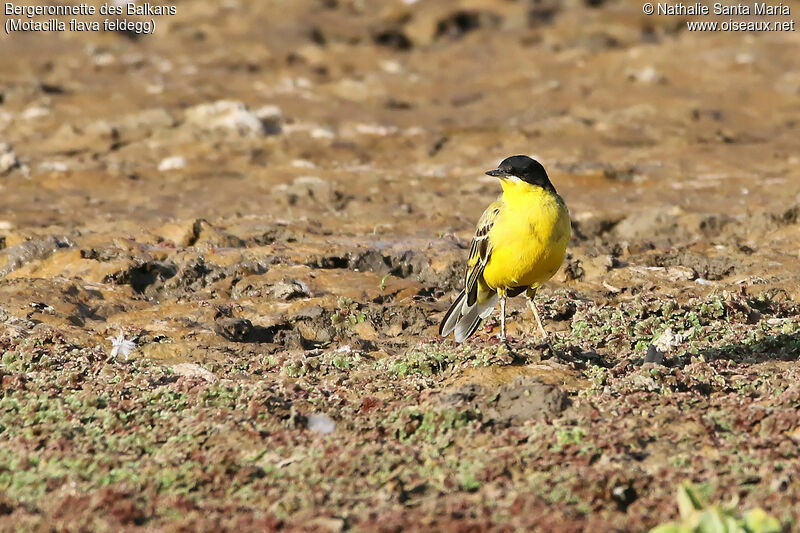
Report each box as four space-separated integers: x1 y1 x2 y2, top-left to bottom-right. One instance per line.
1 0 800 531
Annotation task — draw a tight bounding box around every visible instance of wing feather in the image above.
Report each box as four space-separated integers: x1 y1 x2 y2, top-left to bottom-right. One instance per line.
464 199 501 306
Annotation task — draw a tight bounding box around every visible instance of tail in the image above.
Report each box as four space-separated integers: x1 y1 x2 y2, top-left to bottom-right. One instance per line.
439 289 498 343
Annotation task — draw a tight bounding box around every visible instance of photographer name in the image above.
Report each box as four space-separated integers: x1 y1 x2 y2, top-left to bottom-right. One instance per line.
657 2 790 15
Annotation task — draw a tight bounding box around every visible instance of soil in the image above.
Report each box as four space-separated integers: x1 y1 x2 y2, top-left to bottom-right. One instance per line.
1 0 800 531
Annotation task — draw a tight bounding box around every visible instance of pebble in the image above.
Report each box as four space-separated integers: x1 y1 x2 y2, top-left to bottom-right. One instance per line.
171 362 219 383
310 127 335 139
306 413 335 434
38 161 70 173
253 104 284 134
0 143 18 175
627 66 662 84
184 100 277 138
269 279 310 300
21 106 50 120
273 176 335 205
158 156 187 172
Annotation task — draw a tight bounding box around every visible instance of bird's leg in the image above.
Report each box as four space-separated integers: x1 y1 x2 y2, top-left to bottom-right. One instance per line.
499 295 507 341
526 288 547 340
528 300 546 339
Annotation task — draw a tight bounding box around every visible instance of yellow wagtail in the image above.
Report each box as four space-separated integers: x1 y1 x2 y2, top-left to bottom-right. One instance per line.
439 155 571 343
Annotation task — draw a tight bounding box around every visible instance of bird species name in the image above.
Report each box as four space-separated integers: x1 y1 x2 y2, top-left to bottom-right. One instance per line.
657 2 790 15
6 17 156 34
4 2 177 17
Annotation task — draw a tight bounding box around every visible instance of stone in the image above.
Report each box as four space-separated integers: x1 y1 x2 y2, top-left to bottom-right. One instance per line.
184 100 266 138
0 144 18 175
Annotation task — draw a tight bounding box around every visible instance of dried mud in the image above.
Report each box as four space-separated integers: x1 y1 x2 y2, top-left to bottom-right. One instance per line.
1 0 800 531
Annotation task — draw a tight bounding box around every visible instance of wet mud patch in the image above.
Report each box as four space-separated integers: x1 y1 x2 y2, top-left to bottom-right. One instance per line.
306 247 430 279
647 250 738 281
441 376 567 426
366 302 433 338
214 316 294 345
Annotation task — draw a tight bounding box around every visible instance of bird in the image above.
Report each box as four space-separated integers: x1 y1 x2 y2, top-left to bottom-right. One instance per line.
439 155 571 343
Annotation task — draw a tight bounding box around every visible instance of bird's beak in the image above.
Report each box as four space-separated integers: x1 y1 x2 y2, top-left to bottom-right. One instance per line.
485 168 509 178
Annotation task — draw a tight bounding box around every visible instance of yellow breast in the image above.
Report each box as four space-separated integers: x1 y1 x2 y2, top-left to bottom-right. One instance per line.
481 181 570 291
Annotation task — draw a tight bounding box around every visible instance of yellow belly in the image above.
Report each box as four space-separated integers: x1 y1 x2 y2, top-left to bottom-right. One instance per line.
481 184 570 292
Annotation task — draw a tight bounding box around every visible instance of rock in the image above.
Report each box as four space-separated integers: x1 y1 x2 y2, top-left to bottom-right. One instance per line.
215 318 257 342
643 345 665 365
310 127 335 139
116 108 176 143
306 413 335 434
231 276 270 300
38 161 70 173
0 144 18 175
627 66 663 84
190 219 246 249
353 123 397 136
119 108 175 132
171 362 218 383
214 317 290 344
184 100 267 138
305 518 344 532
21 106 50 120
155 220 196 247
291 305 325 321
253 105 284 134
84 119 117 139
157 156 187 172
232 277 310 302
272 176 336 206
39 123 93 154
612 207 687 243
268 279 310 300
0 236 73 278
327 79 372 103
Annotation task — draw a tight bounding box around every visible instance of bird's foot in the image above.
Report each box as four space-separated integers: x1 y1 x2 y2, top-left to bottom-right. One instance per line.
493 334 520 346
494 341 517 365
534 336 551 350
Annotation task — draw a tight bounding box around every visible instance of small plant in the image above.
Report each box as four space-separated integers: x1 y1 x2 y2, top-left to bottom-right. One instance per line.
650 484 781 533
585 365 608 388
330 297 366 330
328 350 362 371
554 427 586 446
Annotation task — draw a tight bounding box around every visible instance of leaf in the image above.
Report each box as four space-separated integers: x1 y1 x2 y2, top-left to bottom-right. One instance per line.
696 509 727 533
650 524 690 533
650 484 783 533
678 484 706 517
742 509 781 533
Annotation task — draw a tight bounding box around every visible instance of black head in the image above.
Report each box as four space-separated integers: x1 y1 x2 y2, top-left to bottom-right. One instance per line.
485 155 555 192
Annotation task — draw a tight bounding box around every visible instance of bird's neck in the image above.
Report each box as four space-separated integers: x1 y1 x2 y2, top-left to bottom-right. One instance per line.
500 180 557 207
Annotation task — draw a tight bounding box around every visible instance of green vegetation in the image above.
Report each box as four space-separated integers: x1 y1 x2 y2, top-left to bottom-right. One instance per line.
0 290 798 530
651 484 781 533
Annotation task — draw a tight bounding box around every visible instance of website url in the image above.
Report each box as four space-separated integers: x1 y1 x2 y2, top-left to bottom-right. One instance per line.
686 19 796 31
